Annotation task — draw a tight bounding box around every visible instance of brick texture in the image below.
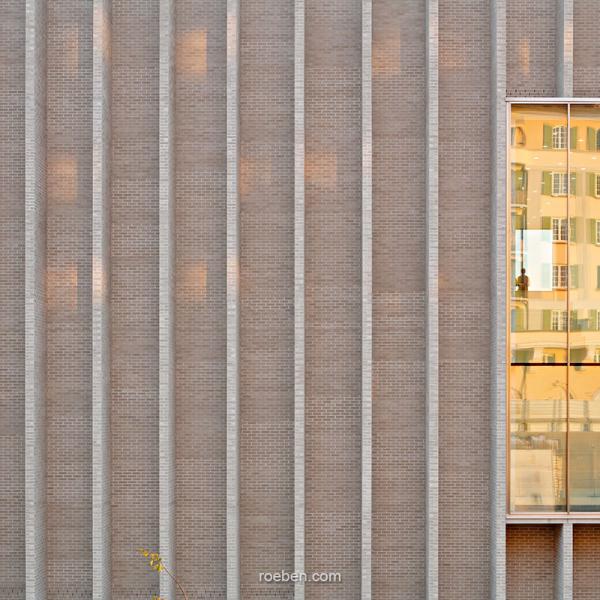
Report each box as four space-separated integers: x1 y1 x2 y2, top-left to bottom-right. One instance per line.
506 525 557 600
439 1 492 598
0 1 25 598
573 0 600 96
372 1 426 599
5 2 600 598
110 1 159 598
46 1 93 598
507 0 557 96
240 1 295 599
573 525 600 599
305 1 362 598
174 1 227 598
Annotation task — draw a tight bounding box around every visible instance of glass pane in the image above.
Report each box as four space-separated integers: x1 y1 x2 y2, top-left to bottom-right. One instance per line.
569 105 600 363
510 105 568 364
569 366 600 511
510 365 567 512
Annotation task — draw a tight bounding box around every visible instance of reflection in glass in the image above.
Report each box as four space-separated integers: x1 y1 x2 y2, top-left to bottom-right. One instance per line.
510 105 568 364
569 367 600 511
509 104 600 514
568 105 600 363
510 365 567 512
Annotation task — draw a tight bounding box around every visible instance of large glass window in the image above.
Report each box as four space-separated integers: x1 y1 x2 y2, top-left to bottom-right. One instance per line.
509 103 600 513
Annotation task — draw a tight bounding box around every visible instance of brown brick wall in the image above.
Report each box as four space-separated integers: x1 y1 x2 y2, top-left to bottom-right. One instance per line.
305 1 362 598
574 0 600 97
439 0 492 598
6 2 600 598
0 1 25 598
174 2 227 599
573 525 600 599
507 0 557 96
46 2 93 598
240 1 295 599
111 1 160 597
506 525 557 600
372 0 426 598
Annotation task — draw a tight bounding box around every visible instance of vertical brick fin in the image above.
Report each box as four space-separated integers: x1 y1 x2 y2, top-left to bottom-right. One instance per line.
294 0 306 598
226 0 240 598
557 0 574 97
556 523 574 600
361 0 373 599
491 0 507 598
159 1 175 599
425 1 439 599
92 1 111 598
24 0 46 598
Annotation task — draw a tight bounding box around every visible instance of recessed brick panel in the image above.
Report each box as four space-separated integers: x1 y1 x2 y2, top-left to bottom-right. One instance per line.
240 1 295 599
305 1 362 598
439 1 492 597
372 0 426 598
573 524 600 599
507 0 557 96
46 2 93 598
175 1 227 597
111 1 160 597
0 1 25 597
506 525 557 600
574 0 600 96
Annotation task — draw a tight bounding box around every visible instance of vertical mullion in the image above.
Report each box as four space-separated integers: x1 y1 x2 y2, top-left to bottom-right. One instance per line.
361 0 372 598
24 0 47 597
556 522 574 600
557 0 574 97
226 0 241 598
426 1 439 599
92 1 112 598
158 0 176 598
566 103 571 513
491 0 507 598
294 0 305 598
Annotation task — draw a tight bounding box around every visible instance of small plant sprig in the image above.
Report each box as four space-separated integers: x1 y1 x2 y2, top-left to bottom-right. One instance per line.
138 548 190 600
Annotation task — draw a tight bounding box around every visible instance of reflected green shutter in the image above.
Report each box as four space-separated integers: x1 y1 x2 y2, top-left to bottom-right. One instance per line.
588 218 597 243
571 265 581 288
590 309 598 330
570 217 578 242
543 124 553 148
597 266 600 289
511 127 515 146
571 171 577 195
514 214 523 229
542 310 552 330
571 127 578 150
589 172 597 196
571 310 579 331
542 171 552 195
541 216 552 230
588 127 596 151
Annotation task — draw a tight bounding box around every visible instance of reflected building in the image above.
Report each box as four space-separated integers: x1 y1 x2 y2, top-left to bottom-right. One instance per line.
511 104 600 513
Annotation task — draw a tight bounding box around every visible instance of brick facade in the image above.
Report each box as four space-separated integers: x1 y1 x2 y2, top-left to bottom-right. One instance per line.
2 1 600 599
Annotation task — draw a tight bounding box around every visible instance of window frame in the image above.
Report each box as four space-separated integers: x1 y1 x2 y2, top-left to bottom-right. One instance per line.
552 217 568 242
551 171 568 196
552 124 567 149
506 99 600 519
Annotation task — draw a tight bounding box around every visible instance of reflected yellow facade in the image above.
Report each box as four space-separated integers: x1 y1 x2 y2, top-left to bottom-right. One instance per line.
510 104 600 513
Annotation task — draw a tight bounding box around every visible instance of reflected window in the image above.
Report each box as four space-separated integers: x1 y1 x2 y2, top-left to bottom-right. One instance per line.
552 172 568 196
553 125 567 149
552 217 568 242
552 265 568 289
510 103 600 514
